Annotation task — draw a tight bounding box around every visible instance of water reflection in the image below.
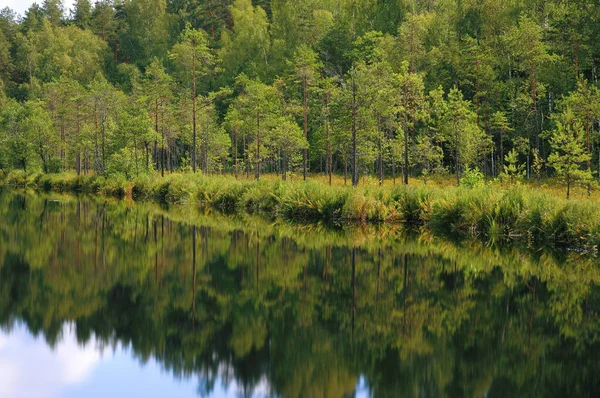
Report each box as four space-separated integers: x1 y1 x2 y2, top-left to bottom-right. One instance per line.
0 191 599 397
0 322 280 398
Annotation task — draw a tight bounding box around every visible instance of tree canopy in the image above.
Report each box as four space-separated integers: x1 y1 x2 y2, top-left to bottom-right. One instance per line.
0 0 599 189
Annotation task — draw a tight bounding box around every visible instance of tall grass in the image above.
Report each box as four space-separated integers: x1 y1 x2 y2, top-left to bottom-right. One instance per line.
2 170 600 250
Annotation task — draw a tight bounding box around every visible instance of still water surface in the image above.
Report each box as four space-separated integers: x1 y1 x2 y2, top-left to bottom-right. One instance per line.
0 190 599 397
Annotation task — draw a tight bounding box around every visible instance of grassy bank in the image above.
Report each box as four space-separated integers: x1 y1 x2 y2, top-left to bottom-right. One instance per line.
2 169 600 250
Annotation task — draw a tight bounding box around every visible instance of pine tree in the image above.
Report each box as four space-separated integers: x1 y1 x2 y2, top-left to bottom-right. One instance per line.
442 87 491 186
293 44 321 180
170 25 216 173
548 109 592 199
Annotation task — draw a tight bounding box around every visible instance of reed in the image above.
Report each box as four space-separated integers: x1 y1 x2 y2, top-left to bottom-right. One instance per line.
3 170 600 250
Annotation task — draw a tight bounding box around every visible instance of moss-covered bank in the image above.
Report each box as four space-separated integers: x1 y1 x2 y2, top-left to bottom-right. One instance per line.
2 170 600 251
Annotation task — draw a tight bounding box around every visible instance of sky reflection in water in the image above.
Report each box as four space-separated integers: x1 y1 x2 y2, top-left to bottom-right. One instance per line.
1 192 599 397
0 322 285 398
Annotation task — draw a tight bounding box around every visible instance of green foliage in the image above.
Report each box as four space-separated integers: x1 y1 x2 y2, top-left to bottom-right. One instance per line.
2 190 600 398
2 0 600 192
4 171 600 250
460 167 485 189
548 110 593 199
169 24 215 81
106 147 138 180
218 0 271 83
500 149 525 184
117 0 171 68
390 186 433 225
441 88 491 185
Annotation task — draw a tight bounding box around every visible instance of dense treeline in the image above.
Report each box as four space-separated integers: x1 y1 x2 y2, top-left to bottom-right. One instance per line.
1 0 600 190
1 192 599 396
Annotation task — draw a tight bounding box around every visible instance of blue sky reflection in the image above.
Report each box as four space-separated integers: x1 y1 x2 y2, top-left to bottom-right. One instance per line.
0 322 272 398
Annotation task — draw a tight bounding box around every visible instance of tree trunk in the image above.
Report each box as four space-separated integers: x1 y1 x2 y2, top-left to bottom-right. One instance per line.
586 117 591 195
234 127 238 178
303 75 308 180
76 106 81 176
403 84 412 185
325 91 332 186
351 76 358 187
94 102 99 172
530 60 538 179
404 123 409 185
344 158 348 186
161 122 165 177
145 141 150 172
244 135 249 179
61 124 65 171
133 135 138 178
256 110 261 181
392 153 396 186
378 117 384 186
192 61 197 173
154 98 159 171
282 153 287 181
101 113 106 174
500 128 504 173
40 143 47 173
455 133 461 186
573 35 580 79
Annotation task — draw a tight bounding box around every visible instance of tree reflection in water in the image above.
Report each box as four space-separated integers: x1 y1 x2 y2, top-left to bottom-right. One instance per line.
0 191 599 397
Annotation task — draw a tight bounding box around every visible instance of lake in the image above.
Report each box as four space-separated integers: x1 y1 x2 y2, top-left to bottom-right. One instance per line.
0 190 599 397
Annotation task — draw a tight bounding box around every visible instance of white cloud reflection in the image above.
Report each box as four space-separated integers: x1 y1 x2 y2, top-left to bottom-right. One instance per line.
0 322 366 397
0 322 265 398
0 323 106 398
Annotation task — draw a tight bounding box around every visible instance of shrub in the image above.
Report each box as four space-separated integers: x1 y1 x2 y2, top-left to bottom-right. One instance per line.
241 181 280 215
164 174 197 203
3 169 600 250
132 174 154 200
460 167 485 189
391 186 433 225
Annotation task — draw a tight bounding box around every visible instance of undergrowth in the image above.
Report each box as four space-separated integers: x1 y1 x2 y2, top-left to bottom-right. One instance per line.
2 170 600 250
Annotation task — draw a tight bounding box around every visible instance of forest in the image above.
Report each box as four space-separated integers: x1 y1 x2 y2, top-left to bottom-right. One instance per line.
0 0 600 194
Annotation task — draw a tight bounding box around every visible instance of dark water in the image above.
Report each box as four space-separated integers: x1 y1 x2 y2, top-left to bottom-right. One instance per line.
0 190 599 398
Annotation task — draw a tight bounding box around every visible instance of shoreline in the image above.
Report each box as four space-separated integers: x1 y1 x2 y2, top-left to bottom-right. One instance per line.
1 170 600 251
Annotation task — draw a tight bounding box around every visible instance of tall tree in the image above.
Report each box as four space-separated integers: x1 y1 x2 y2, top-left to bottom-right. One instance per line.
117 0 171 67
271 116 307 181
0 100 31 171
87 75 125 173
170 25 216 173
504 15 553 169
558 80 600 192
232 75 281 180
219 0 271 83
396 63 427 185
110 104 156 178
319 77 338 185
23 99 58 173
292 44 321 180
135 59 174 176
42 0 64 26
490 111 512 176
441 87 490 185
548 108 592 199
91 0 117 44
224 105 243 178
196 93 231 174
70 0 92 29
